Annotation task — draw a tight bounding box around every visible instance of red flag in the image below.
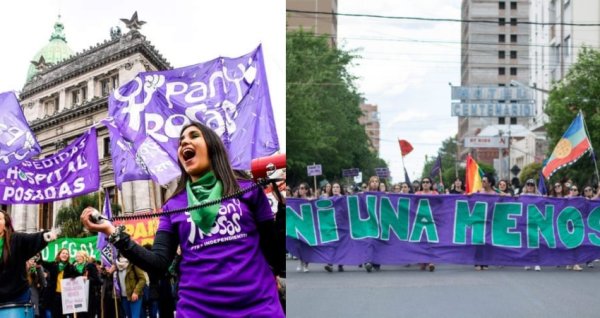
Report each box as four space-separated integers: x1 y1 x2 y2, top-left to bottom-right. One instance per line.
398 139 413 156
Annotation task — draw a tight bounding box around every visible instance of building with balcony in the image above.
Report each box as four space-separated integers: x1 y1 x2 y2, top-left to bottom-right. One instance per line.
12 16 172 232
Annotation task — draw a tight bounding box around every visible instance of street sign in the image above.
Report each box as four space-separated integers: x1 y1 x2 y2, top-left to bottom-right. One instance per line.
451 86 533 101
307 164 322 176
342 168 360 177
375 167 390 178
451 102 535 117
464 136 508 148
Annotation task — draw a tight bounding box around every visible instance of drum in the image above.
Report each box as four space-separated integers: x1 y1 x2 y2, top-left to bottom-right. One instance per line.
0 303 34 318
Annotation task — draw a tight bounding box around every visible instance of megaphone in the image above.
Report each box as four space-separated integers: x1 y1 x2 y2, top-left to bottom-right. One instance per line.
250 153 286 181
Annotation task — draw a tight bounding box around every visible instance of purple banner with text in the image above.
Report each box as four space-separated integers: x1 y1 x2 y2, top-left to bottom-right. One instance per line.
108 44 279 185
287 193 600 266
0 91 41 170
0 128 99 203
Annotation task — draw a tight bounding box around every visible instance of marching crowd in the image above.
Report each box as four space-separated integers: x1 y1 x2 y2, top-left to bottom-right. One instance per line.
289 173 600 274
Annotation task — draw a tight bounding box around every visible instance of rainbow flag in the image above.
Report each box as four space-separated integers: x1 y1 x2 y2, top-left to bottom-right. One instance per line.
542 112 592 179
465 154 483 194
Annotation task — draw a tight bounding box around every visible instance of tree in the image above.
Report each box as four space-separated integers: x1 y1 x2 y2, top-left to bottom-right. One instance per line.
55 193 122 238
545 47 600 187
287 29 387 186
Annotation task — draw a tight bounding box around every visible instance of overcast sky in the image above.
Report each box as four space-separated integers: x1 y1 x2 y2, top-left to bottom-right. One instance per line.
0 0 285 151
337 1 462 182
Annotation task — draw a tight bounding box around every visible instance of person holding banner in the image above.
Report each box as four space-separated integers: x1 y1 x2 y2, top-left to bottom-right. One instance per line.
40 248 82 317
81 122 284 317
73 250 101 318
0 210 58 316
415 177 438 272
324 182 345 273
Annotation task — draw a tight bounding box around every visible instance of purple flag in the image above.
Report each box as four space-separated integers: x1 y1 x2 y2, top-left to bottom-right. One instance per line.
108 45 279 185
0 128 99 203
429 155 442 181
103 118 152 188
538 171 548 195
0 91 41 170
97 192 115 267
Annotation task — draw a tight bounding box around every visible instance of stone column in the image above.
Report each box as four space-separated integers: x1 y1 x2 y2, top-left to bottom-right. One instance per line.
25 205 38 233
11 205 28 232
58 89 66 112
87 77 95 102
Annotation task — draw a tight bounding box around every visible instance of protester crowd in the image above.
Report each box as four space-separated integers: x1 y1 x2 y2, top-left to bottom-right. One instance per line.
289 174 600 274
21 249 178 318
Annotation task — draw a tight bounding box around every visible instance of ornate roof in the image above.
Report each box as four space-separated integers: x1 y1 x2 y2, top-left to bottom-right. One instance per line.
21 30 171 98
25 19 75 82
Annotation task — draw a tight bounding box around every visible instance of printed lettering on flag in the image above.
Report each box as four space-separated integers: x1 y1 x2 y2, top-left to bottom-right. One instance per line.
0 91 41 170
108 45 279 185
0 128 99 203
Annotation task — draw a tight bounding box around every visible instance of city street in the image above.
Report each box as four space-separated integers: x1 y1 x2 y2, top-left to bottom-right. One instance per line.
287 259 600 318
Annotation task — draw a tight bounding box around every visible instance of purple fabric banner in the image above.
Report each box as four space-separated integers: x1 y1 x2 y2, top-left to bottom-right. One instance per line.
108 44 279 185
287 193 600 266
103 118 152 187
0 91 41 170
97 191 115 268
0 128 99 203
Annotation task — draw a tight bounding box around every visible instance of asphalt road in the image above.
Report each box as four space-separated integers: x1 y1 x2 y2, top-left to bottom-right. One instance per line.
286 259 600 318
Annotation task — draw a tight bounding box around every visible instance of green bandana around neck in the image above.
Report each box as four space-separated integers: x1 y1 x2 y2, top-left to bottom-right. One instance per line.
186 171 223 234
75 263 85 274
58 262 66 272
0 237 4 260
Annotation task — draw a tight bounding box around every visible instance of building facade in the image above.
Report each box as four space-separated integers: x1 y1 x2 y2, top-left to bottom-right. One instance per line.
286 0 338 47
529 0 600 128
358 102 380 153
12 17 172 231
459 0 531 169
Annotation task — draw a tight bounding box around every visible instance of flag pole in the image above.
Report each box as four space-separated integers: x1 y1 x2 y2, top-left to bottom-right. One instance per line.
581 110 600 183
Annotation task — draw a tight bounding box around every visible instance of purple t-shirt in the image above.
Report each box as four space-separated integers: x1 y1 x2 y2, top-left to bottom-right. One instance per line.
158 179 283 317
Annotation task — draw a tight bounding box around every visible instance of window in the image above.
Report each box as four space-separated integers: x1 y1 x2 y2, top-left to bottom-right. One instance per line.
71 90 79 106
111 75 119 90
499 117 506 124
498 83 506 87
499 18 506 26
510 34 517 43
499 34 506 43
81 87 87 103
510 18 517 26
510 67 517 75
39 203 54 230
103 137 111 158
499 67 506 75
101 79 110 96
499 2 506 9
510 2 517 10
510 117 517 124
510 51 517 59
499 51 506 59
44 97 58 116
